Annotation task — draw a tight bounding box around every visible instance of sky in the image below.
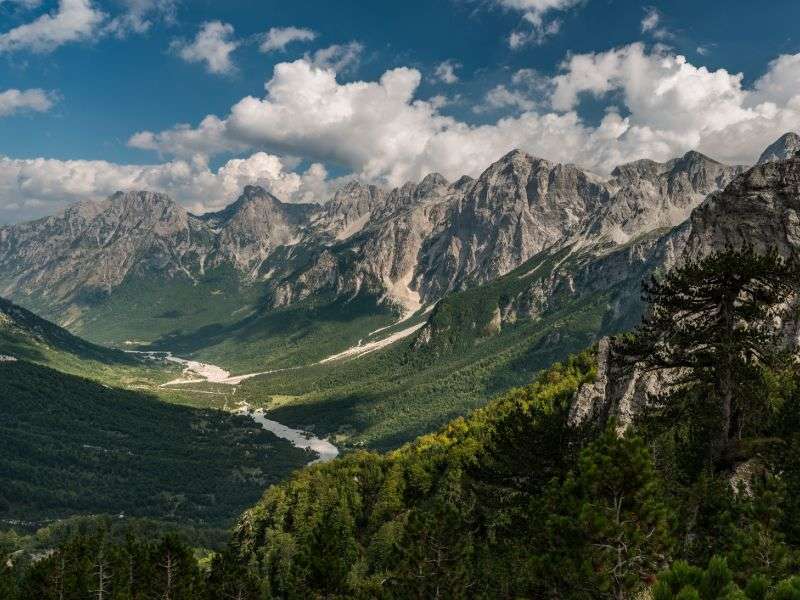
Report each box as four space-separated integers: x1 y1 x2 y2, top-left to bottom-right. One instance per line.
0 0 799 223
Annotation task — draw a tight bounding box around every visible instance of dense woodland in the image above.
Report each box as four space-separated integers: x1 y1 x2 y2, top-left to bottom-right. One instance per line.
0 361 309 541
2 246 800 598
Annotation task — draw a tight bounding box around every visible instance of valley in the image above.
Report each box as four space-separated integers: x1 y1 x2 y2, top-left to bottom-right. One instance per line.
3 3 800 594
3 132 800 598
5 136 797 455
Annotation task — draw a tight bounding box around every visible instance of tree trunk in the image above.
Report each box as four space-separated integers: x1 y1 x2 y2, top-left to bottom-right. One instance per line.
717 296 736 463
719 365 733 458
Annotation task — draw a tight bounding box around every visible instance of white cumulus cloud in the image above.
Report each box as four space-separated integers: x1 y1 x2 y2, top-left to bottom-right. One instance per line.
0 0 44 8
640 6 670 39
496 0 582 48
259 26 317 52
0 88 56 116
641 7 659 32
0 152 330 223
6 44 800 223
105 0 177 37
170 20 238 75
305 41 362 73
0 0 105 53
130 45 800 187
476 69 547 113
434 60 460 84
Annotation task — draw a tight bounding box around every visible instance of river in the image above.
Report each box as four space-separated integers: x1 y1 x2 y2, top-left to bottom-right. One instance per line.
128 350 340 464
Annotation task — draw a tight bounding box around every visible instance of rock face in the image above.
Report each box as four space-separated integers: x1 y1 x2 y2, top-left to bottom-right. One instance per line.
570 155 800 431
272 147 743 312
595 151 745 244
0 133 794 334
201 186 315 277
415 152 610 300
684 157 800 261
757 132 800 164
0 191 216 305
310 181 387 241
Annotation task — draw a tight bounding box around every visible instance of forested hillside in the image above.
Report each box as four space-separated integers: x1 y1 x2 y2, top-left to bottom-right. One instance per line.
4 246 800 598
0 361 309 539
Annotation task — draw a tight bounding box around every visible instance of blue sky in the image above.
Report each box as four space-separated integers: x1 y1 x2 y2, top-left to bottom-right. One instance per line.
1 0 799 223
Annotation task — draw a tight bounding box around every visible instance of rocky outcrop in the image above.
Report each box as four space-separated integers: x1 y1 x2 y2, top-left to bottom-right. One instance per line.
595 151 745 244
684 157 800 261
311 181 387 241
416 152 611 300
569 337 683 431
570 156 800 431
201 186 315 276
271 250 340 307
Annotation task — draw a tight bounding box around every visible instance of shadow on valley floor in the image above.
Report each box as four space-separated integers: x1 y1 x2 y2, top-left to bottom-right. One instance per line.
145 293 395 371
0 360 309 539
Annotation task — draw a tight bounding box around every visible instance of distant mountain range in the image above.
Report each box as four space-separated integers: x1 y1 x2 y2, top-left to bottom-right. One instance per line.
0 132 798 369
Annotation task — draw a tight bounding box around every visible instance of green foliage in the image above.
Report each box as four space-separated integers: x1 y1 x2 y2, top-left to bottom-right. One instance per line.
2 518 206 600
623 246 800 463
0 360 309 534
217 351 679 598
652 557 741 599
0 297 133 365
653 557 800 600
6 244 800 597
538 429 673 597
156 292 397 373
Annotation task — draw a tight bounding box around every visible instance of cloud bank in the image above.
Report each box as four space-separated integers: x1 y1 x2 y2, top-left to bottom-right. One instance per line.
3 43 800 224
0 153 329 223
131 44 800 184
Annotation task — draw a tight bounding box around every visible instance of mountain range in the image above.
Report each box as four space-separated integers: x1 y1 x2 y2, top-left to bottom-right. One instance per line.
6 133 791 365
1 132 796 452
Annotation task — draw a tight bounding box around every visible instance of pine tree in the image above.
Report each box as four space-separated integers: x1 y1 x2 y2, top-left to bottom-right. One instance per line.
542 429 673 599
622 246 799 462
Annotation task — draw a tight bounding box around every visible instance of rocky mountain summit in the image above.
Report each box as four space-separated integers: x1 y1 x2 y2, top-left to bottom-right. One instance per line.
266 147 745 313
0 191 214 310
757 132 800 164
0 133 795 343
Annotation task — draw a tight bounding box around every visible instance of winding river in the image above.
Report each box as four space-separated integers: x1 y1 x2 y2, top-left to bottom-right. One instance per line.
244 408 339 464
128 351 340 464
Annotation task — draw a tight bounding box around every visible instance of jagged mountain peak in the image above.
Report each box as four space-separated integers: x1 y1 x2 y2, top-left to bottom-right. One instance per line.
334 179 383 197
102 191 193 232
686 154 800 263
758 132 800 164
107 190 186 216
0 143 756 332
109 189 175 203
314 179 388 240
612 150 725 183
242 184 278 199
64 198 107 221
201 186 307 231
497 148 536 163
411 172 450 197
473 150 554 192
419 172 449 188
670 149 722 168
232 185 285 211
452 175 475 191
